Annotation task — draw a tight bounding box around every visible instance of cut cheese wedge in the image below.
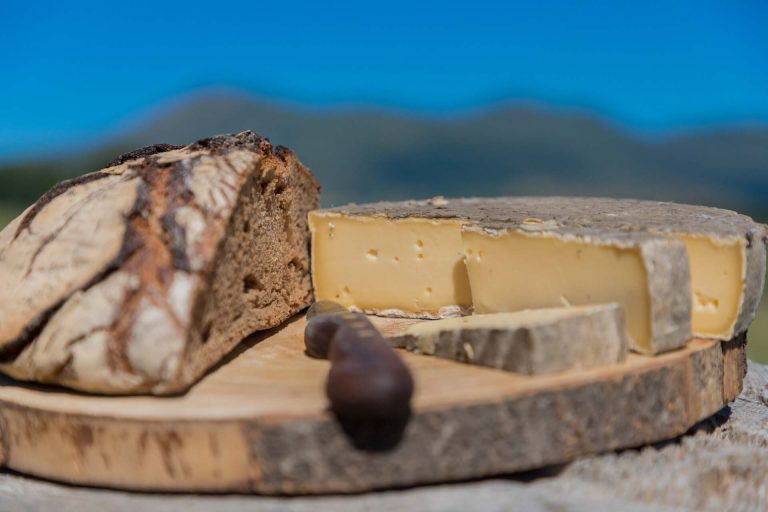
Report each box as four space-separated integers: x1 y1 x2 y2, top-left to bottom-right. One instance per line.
309 196 766 352
675 234 749 339
388 304 628 375
461 225 690 354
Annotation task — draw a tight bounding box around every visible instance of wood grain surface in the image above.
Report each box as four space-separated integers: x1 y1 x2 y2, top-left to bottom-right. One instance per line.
0 315 746 494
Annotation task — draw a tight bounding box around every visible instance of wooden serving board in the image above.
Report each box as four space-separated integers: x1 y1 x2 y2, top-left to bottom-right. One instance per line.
0 315 746 494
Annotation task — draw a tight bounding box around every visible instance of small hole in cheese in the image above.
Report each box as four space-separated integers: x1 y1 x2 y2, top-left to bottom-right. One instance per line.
343 286 350 294
393 256 400 263
417 253 424 260
425 287 433 295
415 240 424 250
694 291 719 312
366 249 379 260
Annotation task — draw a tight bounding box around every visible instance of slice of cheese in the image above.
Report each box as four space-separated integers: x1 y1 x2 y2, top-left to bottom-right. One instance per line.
676 234 747 340
309 213 470 318
462 226 690 354
309 197 766 349
388 304 628 374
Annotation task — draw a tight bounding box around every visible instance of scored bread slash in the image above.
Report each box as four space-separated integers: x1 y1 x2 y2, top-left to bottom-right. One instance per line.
310 196 767 354
388 304 629 375
0 131 320 395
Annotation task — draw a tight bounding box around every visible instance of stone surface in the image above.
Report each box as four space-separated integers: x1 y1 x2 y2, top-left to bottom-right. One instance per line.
1 359 767 510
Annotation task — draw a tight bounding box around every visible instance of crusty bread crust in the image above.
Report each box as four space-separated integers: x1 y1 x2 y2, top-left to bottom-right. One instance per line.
0 131 319 394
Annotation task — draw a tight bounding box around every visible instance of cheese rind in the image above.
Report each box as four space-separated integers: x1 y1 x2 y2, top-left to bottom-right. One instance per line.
311 197 766 342
739 231 768 335
462 226 691 354
389 304 628 374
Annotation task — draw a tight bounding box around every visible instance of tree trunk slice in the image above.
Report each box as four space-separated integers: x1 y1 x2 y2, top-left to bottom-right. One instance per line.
0 315 746 494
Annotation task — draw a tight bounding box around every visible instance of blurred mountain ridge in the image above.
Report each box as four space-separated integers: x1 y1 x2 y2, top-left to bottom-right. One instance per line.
1 91 767 224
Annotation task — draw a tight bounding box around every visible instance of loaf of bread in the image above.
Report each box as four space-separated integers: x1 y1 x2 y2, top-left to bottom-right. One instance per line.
0 131 320 394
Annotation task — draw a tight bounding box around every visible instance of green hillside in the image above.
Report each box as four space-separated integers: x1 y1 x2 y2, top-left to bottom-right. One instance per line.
749 298 768 363
0 204 18 228
1 92 767 218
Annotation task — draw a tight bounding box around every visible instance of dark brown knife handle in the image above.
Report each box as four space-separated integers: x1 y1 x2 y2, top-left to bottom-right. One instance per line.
304 301 356 359
304 301 414 422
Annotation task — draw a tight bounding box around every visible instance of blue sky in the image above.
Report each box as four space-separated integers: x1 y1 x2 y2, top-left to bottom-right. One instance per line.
1 0 767 159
